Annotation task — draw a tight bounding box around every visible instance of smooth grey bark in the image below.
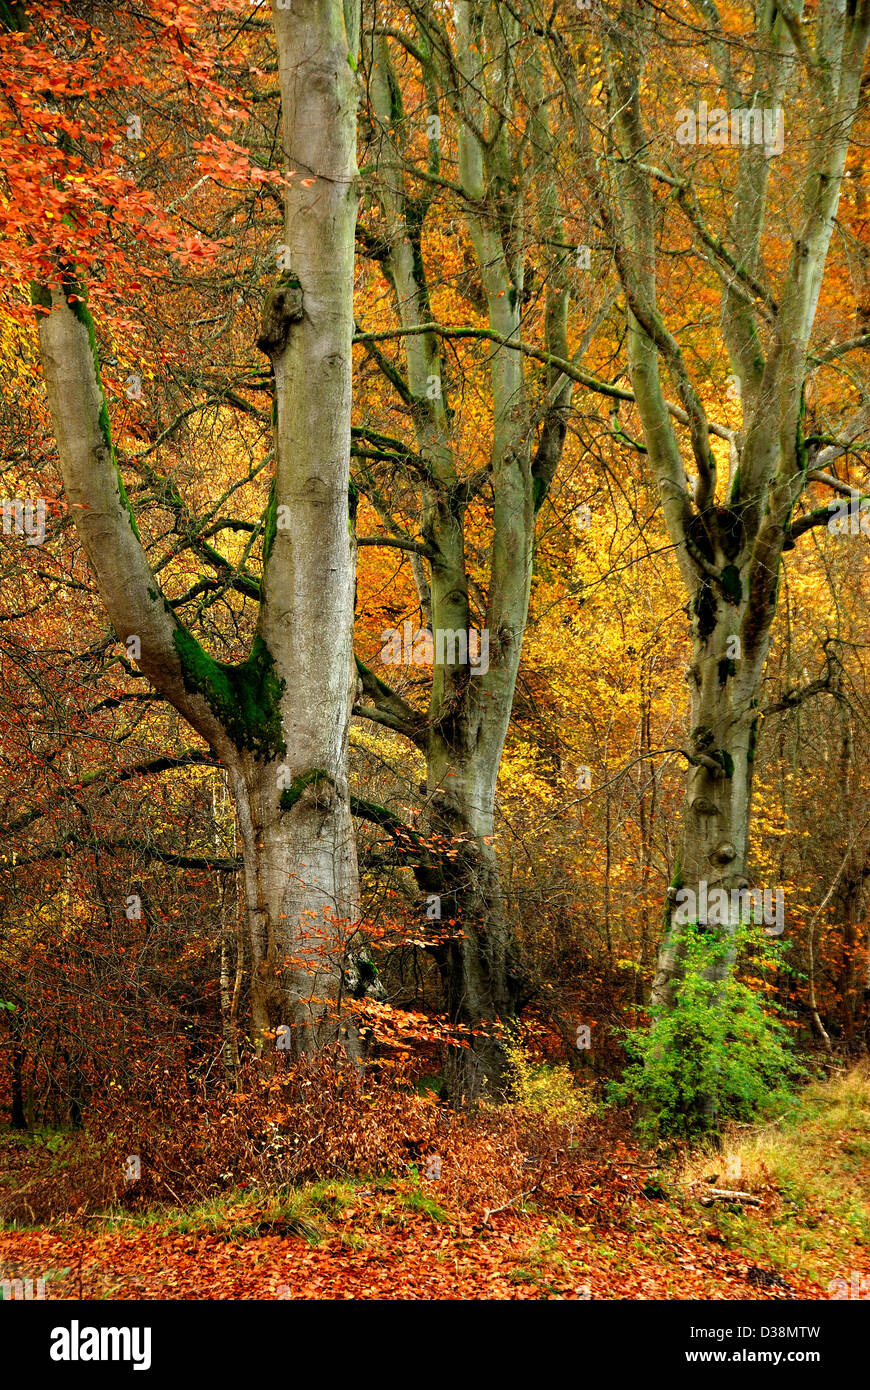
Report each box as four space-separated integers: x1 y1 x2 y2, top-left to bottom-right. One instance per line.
551 0 870 1014
356 6 576 1099
35 0 364 1059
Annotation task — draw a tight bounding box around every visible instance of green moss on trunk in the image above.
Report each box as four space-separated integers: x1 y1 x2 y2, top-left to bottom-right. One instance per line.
173 628 286 760
262 477 278 567
664 853 683 931
747 713 760 767
33 279 141 541
280 768 329 811
720 564 742 605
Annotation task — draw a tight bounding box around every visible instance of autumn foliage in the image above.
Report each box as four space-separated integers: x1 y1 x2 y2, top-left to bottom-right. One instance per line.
0 0 868 1305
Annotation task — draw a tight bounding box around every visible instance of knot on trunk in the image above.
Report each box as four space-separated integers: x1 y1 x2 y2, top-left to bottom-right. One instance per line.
343 945 387 1002
257 280 304 358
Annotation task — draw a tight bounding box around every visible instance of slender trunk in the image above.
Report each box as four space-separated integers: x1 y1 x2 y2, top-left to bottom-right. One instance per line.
839 895 857 1050
360 19 569 1099
215 776 240 1083
425 739 524 1102
10 1031 25 1130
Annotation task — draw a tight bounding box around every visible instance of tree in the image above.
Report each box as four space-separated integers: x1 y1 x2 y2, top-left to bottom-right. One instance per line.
352 0 582 1097
545 0 870 1024
22 0 365 1056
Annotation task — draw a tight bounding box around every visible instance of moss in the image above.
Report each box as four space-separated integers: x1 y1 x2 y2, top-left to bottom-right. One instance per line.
0 2 26 33
29 282 52 312
693 581 717 641
350 795 412 834
262 477 278 567
728 466 741 505
408 225 430 315
720 563 742 605
386 57 404 127
55 279 142 541
747 713 760 767
173 628 286 760
664 852 683 930
279 768 330 812
114 467 141 541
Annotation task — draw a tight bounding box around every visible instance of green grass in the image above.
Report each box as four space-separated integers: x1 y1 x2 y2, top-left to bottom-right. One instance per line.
82 1181 372 1245
508 1215 590 1294
19 1172 450 1246
396 1176 449 1222
678 1063 870 1285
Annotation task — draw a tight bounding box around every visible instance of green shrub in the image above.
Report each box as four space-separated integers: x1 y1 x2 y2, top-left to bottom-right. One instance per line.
612 925 805 1140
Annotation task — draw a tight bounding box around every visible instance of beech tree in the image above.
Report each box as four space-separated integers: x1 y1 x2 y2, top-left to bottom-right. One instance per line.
352 0 585 1096
28 0 365 1055
543 0 870 1009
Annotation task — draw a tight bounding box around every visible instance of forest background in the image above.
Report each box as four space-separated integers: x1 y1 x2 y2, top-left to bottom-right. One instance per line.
0 0 868 1302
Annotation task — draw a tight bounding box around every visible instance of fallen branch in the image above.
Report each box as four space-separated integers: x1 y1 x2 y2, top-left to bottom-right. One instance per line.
699 1188 761 1206
480 1152 551 1225
480 1184 541 1226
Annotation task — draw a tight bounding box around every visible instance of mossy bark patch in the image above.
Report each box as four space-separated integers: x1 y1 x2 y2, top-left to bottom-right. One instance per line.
262 477 278 567
279 768 331 812
34 278 142 541
720 564 742 605
173 628 286 760
747 714 760 767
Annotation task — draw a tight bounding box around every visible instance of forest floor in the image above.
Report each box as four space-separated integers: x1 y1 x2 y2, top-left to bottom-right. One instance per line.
0 1067 867 1301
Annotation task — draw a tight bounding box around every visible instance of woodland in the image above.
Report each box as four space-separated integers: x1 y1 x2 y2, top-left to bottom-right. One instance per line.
0 0 868 1306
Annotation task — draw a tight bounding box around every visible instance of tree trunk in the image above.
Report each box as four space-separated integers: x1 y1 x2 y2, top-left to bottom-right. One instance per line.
652 597 766 1010
577 0 870 1048
34 0 363 1060
425 742 524 1102
10 1028 25 1131
359 14 571 1099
